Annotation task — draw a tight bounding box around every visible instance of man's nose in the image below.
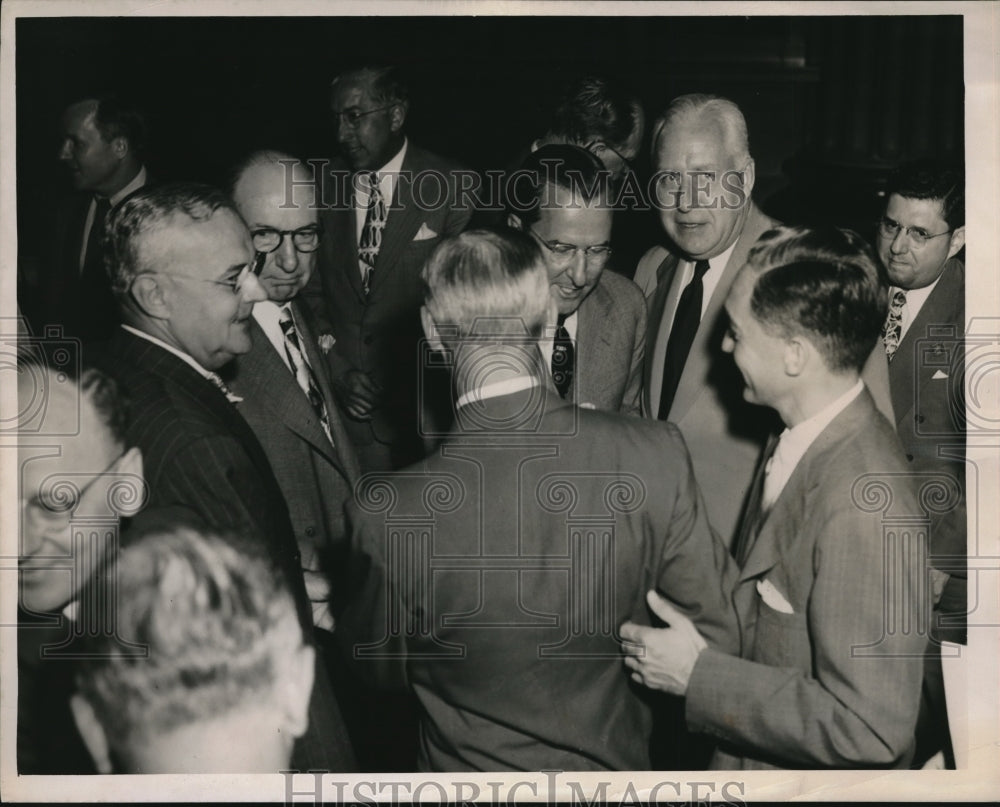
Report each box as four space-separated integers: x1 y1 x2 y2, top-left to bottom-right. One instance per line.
239 269 268 304
275 238 299 273
57 138 72 161
890 228 911 254
566 252 588 287
676 175 694 214
335 115 353 143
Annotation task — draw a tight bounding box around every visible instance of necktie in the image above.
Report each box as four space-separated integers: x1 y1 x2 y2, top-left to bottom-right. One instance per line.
206 372 242 405
358 172 387 296
552 315 575 399
658 259 711 419
733 433 780 566
81 196 111 279
882 289 907 361
279 305 334 445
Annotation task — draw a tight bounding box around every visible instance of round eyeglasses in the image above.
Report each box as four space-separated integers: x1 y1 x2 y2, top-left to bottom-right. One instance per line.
528 227 612 269
251 225 322 254
877 216 952 249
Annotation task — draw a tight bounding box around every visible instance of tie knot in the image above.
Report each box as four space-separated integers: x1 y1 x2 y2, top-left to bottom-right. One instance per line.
892 289 907 306
693 259 711 279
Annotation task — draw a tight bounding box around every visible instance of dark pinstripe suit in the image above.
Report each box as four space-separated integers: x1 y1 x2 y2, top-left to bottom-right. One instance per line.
91 328 356 771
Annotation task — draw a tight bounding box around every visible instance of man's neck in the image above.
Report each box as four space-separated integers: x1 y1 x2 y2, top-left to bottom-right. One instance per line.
96 160 142 200
777 371 859 428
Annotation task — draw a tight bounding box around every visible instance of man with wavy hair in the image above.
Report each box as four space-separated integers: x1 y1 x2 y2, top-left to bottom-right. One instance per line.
70 527 315 773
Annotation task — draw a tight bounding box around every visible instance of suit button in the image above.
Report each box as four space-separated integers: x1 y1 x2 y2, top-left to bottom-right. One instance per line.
906 453 914 462
305 526 316 537
915 414 925 424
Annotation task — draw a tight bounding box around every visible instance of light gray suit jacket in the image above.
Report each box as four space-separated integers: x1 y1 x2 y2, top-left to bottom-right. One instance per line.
572 270 646 416
686 389 927 769
225 301 362 592
635 204 781 547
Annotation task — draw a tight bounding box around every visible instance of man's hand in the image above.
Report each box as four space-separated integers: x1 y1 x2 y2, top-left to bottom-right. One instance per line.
334 369 382 420
619 590 708 696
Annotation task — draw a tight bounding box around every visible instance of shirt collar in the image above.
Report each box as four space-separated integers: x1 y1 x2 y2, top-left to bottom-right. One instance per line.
455 375 540 410
108 165 147 206
776 379 865 467
121 323 217 382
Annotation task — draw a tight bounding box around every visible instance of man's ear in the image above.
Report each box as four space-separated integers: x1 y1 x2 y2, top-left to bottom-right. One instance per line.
129 275 170 319
946 225 966 260
280 644 315 739
783 335 808 377
111 136 129 160
389 101 408 133
420 305 444 351
70 695 113 775
741 158 756 198
110 447 145 516
507 212 524 231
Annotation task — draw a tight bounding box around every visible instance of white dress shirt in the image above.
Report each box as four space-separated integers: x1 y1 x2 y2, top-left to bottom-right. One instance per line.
353 138 408 249
78 165 147 272
762 380 864 509
889 275 941 342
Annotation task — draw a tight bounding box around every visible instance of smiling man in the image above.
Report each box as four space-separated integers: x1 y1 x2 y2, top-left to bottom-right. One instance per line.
17 362 143 774
634 94 780 551
622 225 928 770
507 144 645 414
90 182 356 771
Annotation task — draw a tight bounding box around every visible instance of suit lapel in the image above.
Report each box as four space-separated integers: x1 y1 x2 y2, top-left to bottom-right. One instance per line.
323 166 366 303
738 390 875 582
888 260 964 426
643 252 683 415
671 204 773 421
116 331 277 486
574 283 613 405
292 302 362 484
368 146 424 297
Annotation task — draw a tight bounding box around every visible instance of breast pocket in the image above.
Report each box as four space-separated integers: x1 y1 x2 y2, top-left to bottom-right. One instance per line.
751 599 811 670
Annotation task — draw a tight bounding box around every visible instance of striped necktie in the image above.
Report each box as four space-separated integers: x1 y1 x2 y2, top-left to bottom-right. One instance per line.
278 304 333 446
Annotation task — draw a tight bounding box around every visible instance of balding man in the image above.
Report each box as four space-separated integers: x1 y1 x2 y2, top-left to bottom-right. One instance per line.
634 94 780 550
225 151 361 631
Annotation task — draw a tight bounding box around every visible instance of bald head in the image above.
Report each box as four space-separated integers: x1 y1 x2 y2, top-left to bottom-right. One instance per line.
231 152 321 302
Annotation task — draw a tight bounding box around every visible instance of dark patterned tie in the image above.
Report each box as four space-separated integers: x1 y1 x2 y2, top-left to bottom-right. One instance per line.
658 259 711 419
882 289 907 362
358 172 386 296
552 315 575 399
279 305 333 445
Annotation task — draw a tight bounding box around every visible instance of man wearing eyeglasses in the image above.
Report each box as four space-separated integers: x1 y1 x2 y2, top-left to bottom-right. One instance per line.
875 160 966 769
506 144 646 415
17 362 144 774
90 182 357 771
305 64 472 473
634 94 781 558
225 150 361 630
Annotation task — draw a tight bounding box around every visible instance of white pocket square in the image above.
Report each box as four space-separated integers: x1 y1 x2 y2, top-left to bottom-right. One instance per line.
413 223 438 241
757 578 795 614
932 370 948 380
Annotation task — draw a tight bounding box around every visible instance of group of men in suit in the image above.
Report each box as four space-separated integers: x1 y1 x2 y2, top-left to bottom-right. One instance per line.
16 61 967 773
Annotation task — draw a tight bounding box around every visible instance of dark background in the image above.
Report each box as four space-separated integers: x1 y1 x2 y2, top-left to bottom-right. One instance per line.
16 15 964 262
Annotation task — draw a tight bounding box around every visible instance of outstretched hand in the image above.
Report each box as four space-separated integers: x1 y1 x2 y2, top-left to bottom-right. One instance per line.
619 589 708 696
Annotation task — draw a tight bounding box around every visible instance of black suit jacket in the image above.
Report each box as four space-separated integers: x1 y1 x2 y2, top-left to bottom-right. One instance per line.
91 328 356 770
302 143 472 465
887 258 966 642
